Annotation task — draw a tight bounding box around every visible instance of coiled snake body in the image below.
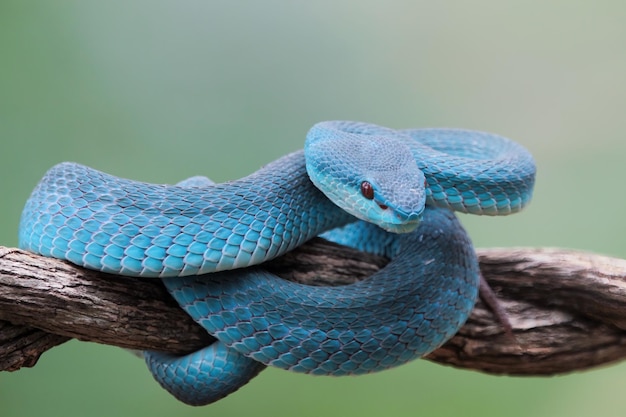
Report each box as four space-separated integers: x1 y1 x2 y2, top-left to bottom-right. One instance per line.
18 121 536 405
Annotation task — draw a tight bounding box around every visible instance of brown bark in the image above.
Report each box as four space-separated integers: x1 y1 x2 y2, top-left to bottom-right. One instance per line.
1 243 626 375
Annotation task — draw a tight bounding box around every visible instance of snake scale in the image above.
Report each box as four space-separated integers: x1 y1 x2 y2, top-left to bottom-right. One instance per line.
18 121 536 405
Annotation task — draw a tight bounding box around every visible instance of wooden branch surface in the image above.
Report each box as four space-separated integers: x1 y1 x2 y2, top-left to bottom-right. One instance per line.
2 242 626 375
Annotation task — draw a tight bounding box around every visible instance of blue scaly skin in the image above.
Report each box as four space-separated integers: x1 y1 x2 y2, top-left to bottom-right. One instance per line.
18 121 536 405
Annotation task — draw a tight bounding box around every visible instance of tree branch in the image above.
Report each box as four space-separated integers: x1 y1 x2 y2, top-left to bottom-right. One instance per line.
2 243 626 375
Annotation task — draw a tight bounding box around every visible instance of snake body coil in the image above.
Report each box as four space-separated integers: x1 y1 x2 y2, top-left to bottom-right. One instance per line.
18 121 536 405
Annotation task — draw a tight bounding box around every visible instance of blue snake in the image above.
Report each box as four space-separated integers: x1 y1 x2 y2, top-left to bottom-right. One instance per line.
18 121 536 405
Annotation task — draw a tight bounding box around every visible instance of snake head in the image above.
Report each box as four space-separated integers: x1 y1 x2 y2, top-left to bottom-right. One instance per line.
305 121 426 233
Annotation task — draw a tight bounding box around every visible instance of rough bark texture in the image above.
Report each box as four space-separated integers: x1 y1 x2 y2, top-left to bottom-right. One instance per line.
2 243 626 375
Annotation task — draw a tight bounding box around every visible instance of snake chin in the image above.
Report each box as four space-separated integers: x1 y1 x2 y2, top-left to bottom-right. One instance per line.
376 216 422 234
367 202 424 234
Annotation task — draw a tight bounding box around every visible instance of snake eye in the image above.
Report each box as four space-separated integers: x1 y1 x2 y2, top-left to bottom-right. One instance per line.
360 181 374 200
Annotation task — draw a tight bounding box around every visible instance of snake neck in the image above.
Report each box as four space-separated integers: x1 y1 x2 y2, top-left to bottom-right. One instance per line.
18 151 354 277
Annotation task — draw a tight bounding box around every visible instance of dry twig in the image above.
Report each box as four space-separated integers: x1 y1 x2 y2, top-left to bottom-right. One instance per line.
1 243 626 375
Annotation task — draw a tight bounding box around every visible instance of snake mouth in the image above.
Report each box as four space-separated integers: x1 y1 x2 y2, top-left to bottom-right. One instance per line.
376 206 424 234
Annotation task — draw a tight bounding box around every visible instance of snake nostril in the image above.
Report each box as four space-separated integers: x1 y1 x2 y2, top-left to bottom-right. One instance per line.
377 203 388 210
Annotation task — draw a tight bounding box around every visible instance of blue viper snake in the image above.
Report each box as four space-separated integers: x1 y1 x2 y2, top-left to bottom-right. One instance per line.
18 121 536 405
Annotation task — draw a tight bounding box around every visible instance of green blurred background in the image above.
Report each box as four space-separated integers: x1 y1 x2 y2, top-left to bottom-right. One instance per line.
2 1 626 416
